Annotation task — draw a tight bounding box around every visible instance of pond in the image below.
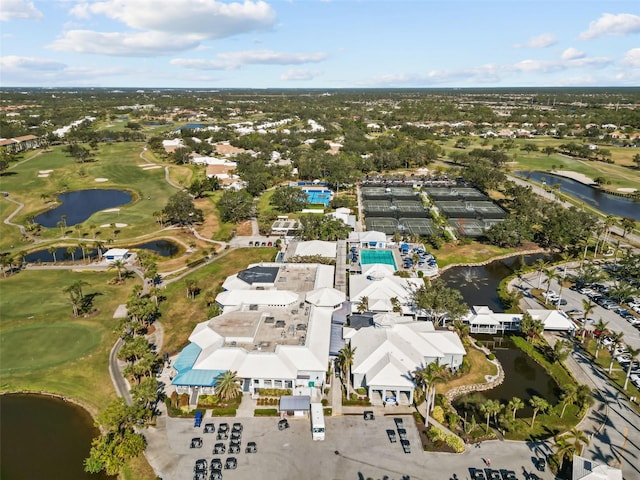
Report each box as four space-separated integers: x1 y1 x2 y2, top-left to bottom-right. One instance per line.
0 394 114 480
34 189 132 228
516 171 640 221
453 335 562 420
132 239 179 257
24 246 98 263
440 252 555 312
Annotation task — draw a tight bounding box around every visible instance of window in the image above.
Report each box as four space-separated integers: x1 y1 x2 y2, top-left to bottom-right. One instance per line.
274 380 283 388
285 380 292 389
264 380 272 387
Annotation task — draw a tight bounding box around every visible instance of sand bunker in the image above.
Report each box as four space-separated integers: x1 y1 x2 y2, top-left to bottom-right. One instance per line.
551 170 597 185
39 169 53 174
142 165 162 170
617 187 637 193
102 208 120 213
94 177 109 182
100 223 128 228
37 174 49 178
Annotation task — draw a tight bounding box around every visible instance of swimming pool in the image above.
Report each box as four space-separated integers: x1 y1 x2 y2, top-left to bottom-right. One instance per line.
360 249 397 270
302 188 332 206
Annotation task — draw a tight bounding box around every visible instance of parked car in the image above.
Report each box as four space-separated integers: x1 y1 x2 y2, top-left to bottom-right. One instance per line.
386 429 397 443
536 457 546 471
224 457 237 470
213 443 226 455
470 468 487 480
228 441 241 454
194 411 203 427
190 437 203 448
210 459 223 471
194 459 208 475
278 419 289 430
401 439 411 454
203 423 215 433
246 441 257 453
209 470 223 480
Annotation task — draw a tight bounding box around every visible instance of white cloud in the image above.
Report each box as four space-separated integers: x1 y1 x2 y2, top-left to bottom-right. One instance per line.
561 47 585 61
580 13 640 40
621 47 640 67
69 0 276 38
0 0 42 21
0 55 65 72
172 50 328 70
514 59 564 74
367 64 502 87
280 69 322 81
514 33 557 48
49 30 202 56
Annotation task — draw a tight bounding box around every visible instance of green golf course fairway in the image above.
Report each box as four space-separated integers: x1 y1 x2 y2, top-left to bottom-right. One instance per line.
0 323 101 373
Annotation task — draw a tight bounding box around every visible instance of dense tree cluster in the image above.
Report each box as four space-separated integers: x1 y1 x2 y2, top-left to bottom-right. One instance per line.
217 189 254 223
162 191 203 225
297 215 351 241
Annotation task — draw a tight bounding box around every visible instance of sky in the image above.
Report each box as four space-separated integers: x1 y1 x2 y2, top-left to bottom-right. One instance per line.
0 0 639 88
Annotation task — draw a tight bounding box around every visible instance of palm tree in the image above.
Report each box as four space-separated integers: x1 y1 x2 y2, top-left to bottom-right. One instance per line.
480 399 502 433
338 343 357 396
453 319 470 340
543 268 557 303
555 427 590 467
560 384 578 418
109 259 127 281
79 242 88 263
94 240 104 261
48 246 57 263
623 346 640 390
581 299 595 325
67 246 76 262
529 396 549 429
534 258 548 289
185 279 198 299
607 331 624 374
63 284 82 316
507 396 524 421
593 319 609 359
356 296 369 313
214 370 241 402
551 340 571 363
413 362 447 427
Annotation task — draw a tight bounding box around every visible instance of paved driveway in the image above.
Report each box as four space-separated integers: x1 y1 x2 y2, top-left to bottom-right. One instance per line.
158 414 555 480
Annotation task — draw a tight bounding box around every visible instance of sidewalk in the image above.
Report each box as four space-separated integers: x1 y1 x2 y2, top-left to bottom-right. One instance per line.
235 393 256 418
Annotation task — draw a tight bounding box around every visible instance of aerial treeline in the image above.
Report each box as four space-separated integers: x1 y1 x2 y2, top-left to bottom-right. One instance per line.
85 280 163 476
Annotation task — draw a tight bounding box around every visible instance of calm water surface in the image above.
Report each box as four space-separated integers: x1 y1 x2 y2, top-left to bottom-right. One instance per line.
0 394 113 480
132 239 179 257
517 171 640 220
34 189 131 228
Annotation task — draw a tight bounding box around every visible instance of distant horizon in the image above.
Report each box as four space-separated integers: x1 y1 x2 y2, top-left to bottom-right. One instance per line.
1 1 638 88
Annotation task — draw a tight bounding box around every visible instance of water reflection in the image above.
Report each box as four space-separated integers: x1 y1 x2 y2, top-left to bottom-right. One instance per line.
517 171 640 220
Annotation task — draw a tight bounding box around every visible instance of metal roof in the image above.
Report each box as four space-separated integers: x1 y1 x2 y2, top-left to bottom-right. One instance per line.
279 395 311 411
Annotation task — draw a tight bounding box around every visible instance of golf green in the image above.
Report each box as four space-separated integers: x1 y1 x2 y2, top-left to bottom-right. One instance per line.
0 323 101 373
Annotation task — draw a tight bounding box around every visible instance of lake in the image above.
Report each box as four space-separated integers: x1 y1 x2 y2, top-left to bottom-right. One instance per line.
516 171 640 221
0 394 114 480
34 189 132 228
132 239 179 257
24 246 98 263
453 335 562 420
440 253 554 312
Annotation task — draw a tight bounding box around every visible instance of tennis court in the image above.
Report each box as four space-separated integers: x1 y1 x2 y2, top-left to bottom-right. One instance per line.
360 249 397 269
365 217 398 234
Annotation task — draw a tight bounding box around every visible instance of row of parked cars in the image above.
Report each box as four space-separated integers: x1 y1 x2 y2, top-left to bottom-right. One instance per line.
572 282 640 328
598 335 640 389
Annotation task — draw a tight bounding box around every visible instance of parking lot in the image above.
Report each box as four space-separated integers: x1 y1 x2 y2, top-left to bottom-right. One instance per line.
159 413 556 480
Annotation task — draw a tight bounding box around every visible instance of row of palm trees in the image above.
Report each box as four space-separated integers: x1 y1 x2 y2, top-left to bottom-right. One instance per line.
592 319 640 391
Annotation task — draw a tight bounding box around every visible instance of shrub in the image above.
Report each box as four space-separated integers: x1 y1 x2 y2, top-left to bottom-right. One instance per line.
178 393 190 409
445 434 465 453
324 407 332 416
209 407 238 417
254 408 279 416
357 387 367 395
432 406 445 424
446 412 459 429
487 353 496 361
321 399 328 406
197 395 219 407
427 426 446 442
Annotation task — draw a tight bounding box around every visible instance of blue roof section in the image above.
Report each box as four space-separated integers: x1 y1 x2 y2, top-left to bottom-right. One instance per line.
173 369 224 387
173 343 202 373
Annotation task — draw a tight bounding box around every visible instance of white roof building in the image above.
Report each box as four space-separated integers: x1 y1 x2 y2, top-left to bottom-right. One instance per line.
529 309 576 331
172 263 339 400
349 266 422 315
463 306 522 334
103 248 130 263
572 455 622 480
349 230 387 248
293 240 337 259
343 314 465 405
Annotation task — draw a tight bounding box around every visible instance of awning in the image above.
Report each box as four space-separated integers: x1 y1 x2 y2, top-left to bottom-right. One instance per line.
329 323 345 356
279 395 311 412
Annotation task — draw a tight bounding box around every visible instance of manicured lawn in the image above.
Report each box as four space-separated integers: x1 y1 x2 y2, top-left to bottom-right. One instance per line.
0 269 139 410
436 344 497 395
160 247 277 354
433 242 522 268
0 198 29 250
0 143 180 249
1 324 100 373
